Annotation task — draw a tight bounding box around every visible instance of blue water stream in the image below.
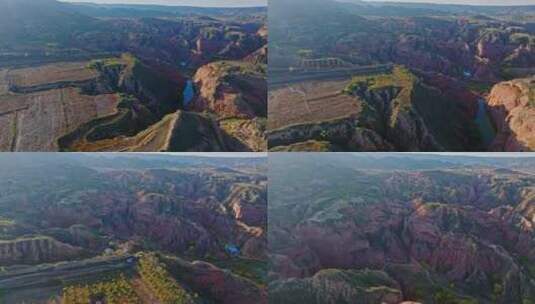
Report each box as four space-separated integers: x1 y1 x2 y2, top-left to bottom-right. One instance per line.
182 80 194 107
474 98 496 148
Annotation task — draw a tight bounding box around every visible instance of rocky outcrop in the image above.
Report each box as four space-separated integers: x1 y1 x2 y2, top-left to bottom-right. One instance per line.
187 60 266 151
0 237 84 265
191 61 267 120
487 77 535 151
227 184 267 227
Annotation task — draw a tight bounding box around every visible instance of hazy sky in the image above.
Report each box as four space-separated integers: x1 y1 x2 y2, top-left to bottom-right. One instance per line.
364 0 535 5
154 152 268 158
411 152 535 157
62 0 266 7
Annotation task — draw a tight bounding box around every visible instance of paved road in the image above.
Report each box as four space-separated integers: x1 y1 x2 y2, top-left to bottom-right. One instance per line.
269 64 393 87
0 255 137 290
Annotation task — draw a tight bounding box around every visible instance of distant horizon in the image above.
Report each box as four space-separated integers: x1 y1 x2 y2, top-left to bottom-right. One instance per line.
401 152 535 158
60 0 267 7
335 152 535 158
361 0 535 6
136 152 268 158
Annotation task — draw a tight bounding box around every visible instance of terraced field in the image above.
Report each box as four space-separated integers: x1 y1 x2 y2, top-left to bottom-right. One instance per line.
0 63 121 151
268 79 361 131
7 62 97 88
0 56 181 152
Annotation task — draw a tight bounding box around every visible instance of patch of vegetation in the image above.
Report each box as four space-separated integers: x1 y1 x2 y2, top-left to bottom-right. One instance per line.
529 86 535 108
62 274 140 304
216 60 266 77
433 287 477 304
87 57 125 71
269 140 335 152
138 253 196 304
344 66 414 94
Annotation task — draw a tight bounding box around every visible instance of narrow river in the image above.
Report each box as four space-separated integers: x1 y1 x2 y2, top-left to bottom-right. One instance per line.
182 80 194 107
474 98 496 148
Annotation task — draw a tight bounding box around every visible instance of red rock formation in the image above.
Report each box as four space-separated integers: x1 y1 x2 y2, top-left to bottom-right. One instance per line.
487 77 535 151
191 61 267 120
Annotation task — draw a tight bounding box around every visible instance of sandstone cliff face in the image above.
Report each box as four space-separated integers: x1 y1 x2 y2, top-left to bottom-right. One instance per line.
487 77 535 151
227 183 267 227
189 61 267 151
0 237 84 265
192 61 267 119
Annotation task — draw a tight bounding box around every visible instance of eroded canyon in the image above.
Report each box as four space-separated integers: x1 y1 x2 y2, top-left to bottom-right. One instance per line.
0 153 267 303
0 0 267 152
269 0 535 152
269 153 535 304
